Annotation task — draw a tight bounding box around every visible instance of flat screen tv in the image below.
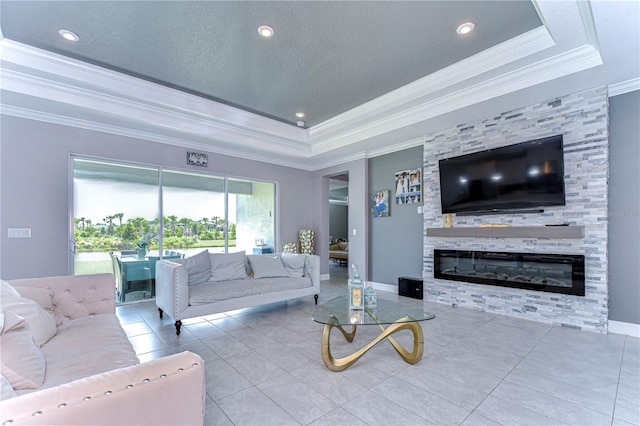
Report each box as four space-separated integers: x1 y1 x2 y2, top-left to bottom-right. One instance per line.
439 135 565 214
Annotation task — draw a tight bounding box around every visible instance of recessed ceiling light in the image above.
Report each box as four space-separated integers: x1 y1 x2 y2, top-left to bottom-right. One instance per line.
456 22 475 35
296 120 305 127
58 29 79 41
258 25 274 38
295 112 305 119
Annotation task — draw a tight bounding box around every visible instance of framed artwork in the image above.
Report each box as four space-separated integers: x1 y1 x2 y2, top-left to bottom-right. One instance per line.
187 151 208 167
371 190 390 217
394 167 421 204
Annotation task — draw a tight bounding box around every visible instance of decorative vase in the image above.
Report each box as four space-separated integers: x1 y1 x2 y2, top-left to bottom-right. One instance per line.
299 229 315 255
444 213 454 228
282 242 299 254
137 248 146 259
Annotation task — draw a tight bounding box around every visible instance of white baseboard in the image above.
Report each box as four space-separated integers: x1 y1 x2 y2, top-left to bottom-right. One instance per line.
370 281 397 294
608 320 640 337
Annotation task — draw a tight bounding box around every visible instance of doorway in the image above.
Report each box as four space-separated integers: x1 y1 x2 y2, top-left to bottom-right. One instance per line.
329 173 349 271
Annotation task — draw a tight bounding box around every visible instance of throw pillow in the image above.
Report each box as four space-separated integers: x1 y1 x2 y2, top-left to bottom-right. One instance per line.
1 309 26 334
281 254 306 277
13 285 55 313
0 280 57 347
175 250 211 285
209 252 248 282
0 329 46 390
248 255 290 279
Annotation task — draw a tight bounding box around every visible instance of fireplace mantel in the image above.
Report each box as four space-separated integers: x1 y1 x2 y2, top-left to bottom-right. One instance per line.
426 226 584 239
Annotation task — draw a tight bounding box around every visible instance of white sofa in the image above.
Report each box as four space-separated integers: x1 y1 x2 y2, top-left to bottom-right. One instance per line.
156 251 320 335
0 274 205 425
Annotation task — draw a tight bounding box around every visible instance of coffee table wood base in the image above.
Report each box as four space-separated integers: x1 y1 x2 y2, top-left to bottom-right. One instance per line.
321 314 424 372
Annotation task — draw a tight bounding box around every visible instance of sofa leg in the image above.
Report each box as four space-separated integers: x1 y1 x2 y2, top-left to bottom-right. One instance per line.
175 320 182 335
314 294 318 305
158 308 163 319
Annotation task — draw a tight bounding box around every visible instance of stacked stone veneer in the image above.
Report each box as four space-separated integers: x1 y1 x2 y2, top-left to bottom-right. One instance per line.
423 87 609 333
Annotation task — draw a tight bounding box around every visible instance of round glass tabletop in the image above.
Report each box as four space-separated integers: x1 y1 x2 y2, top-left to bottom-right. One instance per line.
312 296 435 326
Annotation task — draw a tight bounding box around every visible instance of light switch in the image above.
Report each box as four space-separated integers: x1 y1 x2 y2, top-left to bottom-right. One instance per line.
417 206 423 214
352 229 357 236
8 228 31 238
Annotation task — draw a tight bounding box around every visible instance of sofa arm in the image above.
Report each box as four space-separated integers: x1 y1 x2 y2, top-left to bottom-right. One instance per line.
155 260 189 320
0 351 205 425
8 274 116 321
304 255 321 290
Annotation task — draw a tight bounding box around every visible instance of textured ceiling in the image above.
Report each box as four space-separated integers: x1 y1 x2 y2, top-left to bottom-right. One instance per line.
0 1 542 127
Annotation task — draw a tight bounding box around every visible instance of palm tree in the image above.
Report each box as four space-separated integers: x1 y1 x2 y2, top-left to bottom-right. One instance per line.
179 218 191 236
103 215 115 235
167 215 178 236
114 213 124 227
201 217 209 232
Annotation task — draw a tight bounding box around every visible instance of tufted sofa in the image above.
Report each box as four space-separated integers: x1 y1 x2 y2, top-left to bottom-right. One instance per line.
0 274 205 425
156 251 320 335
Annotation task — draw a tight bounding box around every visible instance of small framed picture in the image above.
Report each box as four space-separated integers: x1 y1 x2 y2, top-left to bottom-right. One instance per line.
371 190 390 217
395 167 421 205
187 151 208 167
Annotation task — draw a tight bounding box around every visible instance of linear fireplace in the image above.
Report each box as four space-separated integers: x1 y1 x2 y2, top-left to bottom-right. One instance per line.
434 249 585 296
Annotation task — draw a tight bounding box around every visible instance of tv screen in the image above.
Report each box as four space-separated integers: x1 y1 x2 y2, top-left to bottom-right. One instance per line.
439 135 565 214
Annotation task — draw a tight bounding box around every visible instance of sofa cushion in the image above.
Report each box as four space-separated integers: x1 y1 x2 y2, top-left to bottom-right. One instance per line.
189 277 312 305
0 312 46 390
0 280 57 347
280 254 306 278
209 252 247 282
175 250 211 285
248 255 289 278
38 314 139 392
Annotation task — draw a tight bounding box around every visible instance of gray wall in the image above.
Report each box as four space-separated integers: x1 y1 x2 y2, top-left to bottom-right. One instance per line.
329 204 348 241
0 115 314 280
608 91 640 325
368 146 424 284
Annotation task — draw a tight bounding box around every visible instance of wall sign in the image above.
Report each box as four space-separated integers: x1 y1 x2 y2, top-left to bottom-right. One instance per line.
187 151 208 167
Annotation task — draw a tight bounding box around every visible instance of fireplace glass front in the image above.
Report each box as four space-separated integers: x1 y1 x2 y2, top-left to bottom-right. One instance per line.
434 249 585 296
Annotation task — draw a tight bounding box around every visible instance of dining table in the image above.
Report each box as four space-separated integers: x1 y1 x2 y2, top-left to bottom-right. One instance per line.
115 251 184 302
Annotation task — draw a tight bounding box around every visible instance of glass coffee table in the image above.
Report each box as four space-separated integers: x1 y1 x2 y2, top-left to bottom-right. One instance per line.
312 296 435 372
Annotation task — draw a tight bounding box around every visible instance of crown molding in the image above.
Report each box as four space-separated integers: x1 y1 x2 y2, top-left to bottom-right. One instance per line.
1 104 316 171
310 43 602 155
608 78 640 97
366 137 425 160
0 39 309 147
309 26 555 142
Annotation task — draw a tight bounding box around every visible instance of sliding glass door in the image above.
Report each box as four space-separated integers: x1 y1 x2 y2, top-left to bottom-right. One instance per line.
72 158 160 275
71 156 277 303
162 170 229 255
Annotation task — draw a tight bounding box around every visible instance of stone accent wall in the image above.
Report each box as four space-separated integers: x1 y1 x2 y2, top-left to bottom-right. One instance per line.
423 87 609 333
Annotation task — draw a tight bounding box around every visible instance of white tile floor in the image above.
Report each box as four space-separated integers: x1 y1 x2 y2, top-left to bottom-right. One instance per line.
116 265 639 426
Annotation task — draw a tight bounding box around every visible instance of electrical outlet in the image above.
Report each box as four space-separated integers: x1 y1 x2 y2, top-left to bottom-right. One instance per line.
8 228 31 238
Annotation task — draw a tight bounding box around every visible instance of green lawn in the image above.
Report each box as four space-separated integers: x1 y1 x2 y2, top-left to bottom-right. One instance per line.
75 260 113 275
192 240 236 248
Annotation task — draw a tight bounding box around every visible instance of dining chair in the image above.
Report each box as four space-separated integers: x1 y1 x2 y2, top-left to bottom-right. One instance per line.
109 251 124 302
